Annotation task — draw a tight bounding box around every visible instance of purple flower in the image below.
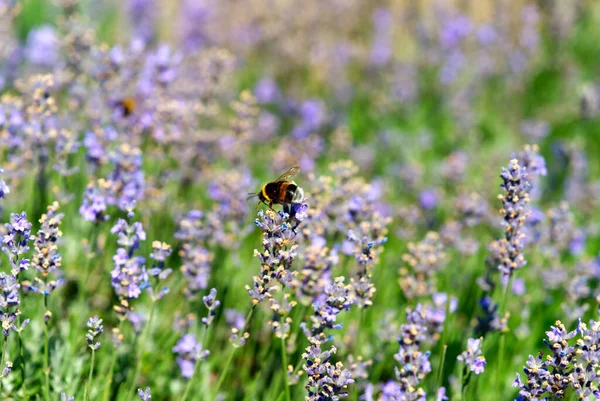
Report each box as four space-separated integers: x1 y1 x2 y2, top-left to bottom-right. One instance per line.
391 305 432 399
302 277 353 343
254 77 280 104
489 158 532 277
61 393 74 401
225 309 245 331
201 288 220 327
79 182 109 223
457 337 486 375
25 25 59 67
302 344 354 401
2 212 32 276
0 169 9 200
137 387 151 401
399 232 445 299
247 209 303 304
419 189 438 210
0 273 20 309
180 0 214 51
30 202 64 297
436 387 449 401
173 333 209 378
514 320 600 400
127 0 156 44
86 315 103 351
110 219 148 319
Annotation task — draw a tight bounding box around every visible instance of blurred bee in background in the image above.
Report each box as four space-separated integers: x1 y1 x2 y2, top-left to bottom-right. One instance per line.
248 166 304 210
115 97 137 117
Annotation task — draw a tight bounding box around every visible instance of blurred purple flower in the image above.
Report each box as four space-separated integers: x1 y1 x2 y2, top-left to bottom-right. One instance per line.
254 77 280 104
457 337 486 374
173 333 209 378
419 189 438 210
25 25 59 67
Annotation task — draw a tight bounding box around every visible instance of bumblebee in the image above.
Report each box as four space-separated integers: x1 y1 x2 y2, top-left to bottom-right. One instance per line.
249 166 304 210
116 97 136 117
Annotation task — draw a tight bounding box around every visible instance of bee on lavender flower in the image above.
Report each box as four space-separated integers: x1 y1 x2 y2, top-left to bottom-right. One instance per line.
248 166 304 210
115 97 137 117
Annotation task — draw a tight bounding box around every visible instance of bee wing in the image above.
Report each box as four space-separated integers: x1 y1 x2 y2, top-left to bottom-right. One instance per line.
275 166 300 182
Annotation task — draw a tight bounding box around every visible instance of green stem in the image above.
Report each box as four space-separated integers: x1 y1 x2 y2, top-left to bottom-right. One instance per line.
0 336 7 395
496 274 514 395
211 346 236 401
84 349 96 401
280 337 291 401
210 306 255 401
127 302 156 400
462 367 471 401
180 325 209 401
17 316 26 391
43 296 51 401
102 320 124 401
436 345 448 390
180 355 201 401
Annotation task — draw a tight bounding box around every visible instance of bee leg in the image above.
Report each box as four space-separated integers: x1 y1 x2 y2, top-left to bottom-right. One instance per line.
268 202 275 212
256 201 262 210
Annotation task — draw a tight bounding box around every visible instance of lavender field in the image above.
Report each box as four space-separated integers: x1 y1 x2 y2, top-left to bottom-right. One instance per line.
2 0 600 400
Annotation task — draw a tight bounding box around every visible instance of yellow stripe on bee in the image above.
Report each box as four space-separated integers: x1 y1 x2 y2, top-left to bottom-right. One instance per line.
261 184 270 201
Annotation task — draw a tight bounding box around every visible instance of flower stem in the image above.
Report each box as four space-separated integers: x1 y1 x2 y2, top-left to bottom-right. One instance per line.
496 274 514 396
43 296 51 401
436 344 448 391
0 336 7 394
280 337 291 401
127 302 156 400
84 349 96 401
180 355 201 401
211 346 236 401
102 320 124 401
210 306 255 401
16 316 26 392
180 325 209 401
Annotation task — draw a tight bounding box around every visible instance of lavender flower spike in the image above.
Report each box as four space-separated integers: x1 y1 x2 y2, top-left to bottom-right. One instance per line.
491 158 532 277
138 387 152 401
457 337 486 374
86 315 103 351
0 169 9 200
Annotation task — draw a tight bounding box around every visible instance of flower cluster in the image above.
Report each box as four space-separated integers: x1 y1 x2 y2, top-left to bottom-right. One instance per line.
86 315 103 351
201 288 220 327
475 296 508 336
247 209 302 305
138 387 152 401
513 320 600 400
388 305 432 400
29 202 64 297
0 168 8 201
145 240 173 301
300 277 355 400
293 240 338 305
346 229 387 308
0 272 21 336
399 232 446 299
302 277 354 344
303 344 355 401
110 218 147 319
2 212 32 276
457 337 486 375
172 333 210 378
489 158 532 277
175 210 213 299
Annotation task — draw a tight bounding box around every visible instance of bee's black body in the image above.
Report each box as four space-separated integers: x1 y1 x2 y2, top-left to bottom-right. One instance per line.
259 182 299 205
250 166 304 210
